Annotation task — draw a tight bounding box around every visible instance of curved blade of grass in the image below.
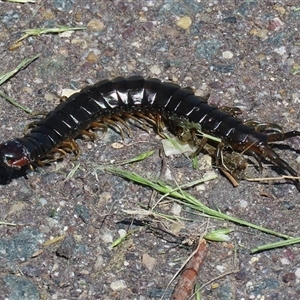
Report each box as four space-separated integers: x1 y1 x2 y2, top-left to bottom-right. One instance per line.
116 150 154 165
64 163 81 182
106 167 291 239
0 91 32 113
0 54 40 86
0 54 40 113
251 237 300 253
0 221 17 226
14 26 86 44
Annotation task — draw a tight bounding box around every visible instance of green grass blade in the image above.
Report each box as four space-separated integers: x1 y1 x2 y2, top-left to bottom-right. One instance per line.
251 237 300 253
15 26 86 43
106 167 291 240
0 54 40 86
0 91 32 113
0 54 40 113
116 150 154 165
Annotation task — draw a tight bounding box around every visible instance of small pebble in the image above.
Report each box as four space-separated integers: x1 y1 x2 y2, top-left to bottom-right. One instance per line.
86 51 98 63
176 16 192 30
250 28 268 39
39 198 48 206
44 93 56 101
149 64 162 75
273 46 286 56
268 17 284 31
87 19 105 31
282 272 296 283
171 203 181 216
142 253 157 271
216 265 226 273
22 86 33 94
110 280 127 291
222 50 233 59
101 231 113 243
274 5 286 15
118 229 127 238
56 235 76 259
42 9 55 20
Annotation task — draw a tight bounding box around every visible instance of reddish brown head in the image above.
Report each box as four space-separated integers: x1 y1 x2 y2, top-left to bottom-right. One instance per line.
0 139 31 169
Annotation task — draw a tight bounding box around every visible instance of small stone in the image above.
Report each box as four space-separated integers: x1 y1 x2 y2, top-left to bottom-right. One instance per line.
58 31 74 38
100 192 112 202
42 9 55 20
87 18 105 31
86 51 98 63
44 92 56 101
216 265 226 273
56 235 76 259
250 28 268 39
171 203 181 216
142 253 157 271
22 86 33 94
101 230 113 243
176 16 192 30
75 205 90 222
274 5 286 15
39 198 48 206
282 272 296 283
150 64 162 75
110 280 127 291
222 51 233 59
75 11 83 23
274 46 286 56
291 63 300 75
268 17 284 31
118 229 127 238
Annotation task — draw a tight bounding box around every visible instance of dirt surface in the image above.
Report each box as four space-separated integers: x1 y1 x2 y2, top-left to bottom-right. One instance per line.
0 1 300 299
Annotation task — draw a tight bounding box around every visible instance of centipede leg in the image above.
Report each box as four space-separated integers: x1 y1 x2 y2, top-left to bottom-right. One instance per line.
219 106 243 117
244 120 283 134
128 114 152 132
266 130 300 143
258 142 300 190
58 139 80 160
102 118 126 139
80 130 97 140
112 115 132 136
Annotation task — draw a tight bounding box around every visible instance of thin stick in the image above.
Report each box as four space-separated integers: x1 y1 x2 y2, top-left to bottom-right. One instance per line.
170 239 208 300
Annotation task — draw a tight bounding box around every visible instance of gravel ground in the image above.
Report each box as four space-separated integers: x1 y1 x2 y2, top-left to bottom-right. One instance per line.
0 1 300 299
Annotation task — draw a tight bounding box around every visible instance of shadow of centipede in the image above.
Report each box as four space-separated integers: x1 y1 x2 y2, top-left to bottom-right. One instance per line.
0 164 28 185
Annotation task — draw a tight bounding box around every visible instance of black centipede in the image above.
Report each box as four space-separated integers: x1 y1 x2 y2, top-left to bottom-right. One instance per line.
0 76 299 191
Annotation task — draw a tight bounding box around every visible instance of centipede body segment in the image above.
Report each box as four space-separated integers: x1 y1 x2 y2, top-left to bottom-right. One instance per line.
0 76 299 190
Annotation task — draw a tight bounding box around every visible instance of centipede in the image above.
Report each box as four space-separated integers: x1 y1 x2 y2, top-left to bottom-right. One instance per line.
0 76 299 191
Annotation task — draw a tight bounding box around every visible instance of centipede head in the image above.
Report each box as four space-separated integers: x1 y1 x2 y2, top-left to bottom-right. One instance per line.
0 139 31 169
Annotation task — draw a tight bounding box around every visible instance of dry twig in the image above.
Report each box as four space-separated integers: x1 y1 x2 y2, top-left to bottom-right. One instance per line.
170 238 208 300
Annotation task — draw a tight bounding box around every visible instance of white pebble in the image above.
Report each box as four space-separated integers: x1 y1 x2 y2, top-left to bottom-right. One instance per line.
150 64 161 75
222 51 233 59
110 280 127 291
274 46 286 55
